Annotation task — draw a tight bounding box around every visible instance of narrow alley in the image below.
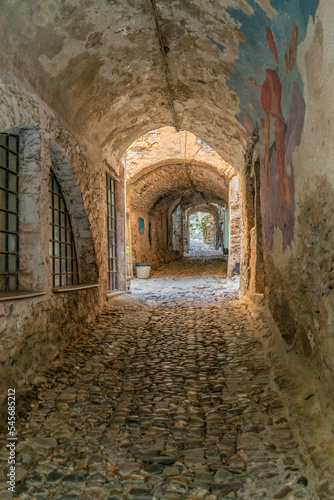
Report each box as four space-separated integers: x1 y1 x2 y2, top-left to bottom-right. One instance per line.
1 2 334 499
0 261 329 500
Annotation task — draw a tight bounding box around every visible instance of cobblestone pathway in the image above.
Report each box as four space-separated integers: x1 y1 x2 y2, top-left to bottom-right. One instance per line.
186 243 224 258
0 271 322 499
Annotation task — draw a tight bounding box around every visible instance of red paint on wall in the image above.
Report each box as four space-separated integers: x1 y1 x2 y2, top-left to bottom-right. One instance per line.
260 69 287 201
261 69 283 119
284 24 299 74
289 24 299 72
243 115 253 133
265 26 279 63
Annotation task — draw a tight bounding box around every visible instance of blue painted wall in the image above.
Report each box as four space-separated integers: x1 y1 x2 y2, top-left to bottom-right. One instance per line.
225 0 319 131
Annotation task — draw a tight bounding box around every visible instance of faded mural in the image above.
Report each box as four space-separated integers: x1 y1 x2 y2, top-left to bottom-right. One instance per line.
226 0 319 250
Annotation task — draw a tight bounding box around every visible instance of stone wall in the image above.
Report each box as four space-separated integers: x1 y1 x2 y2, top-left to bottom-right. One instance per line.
129 210 154 268
0 287 102 409
172 206 183 254
129 203 183 271
227 176 241 276
239 139 264 293
203 216 217 247
0 80 125 404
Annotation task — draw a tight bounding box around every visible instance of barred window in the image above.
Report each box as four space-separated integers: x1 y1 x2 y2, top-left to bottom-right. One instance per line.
0 134 19 292
106 174 117 290
49 171 78 287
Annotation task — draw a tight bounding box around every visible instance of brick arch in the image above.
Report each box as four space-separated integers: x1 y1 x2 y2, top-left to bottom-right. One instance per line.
186 204 219 219
127 160 231 214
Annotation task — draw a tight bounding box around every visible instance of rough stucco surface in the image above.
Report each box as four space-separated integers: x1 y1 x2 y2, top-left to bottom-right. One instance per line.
261 1 334 392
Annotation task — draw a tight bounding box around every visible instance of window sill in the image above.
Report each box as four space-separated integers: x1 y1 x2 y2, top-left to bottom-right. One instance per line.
52 283 101 293
0 291 47 302
106 290 125 298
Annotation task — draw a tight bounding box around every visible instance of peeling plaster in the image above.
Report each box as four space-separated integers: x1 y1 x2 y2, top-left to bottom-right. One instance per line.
39 38 85 77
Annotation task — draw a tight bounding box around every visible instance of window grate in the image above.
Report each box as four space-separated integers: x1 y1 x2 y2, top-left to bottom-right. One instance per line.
106 174 117 290
0 133 19 292
49 171 78 287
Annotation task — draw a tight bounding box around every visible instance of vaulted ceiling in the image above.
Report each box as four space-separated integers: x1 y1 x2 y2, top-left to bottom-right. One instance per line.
0 1 319 168
128 161 230 213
